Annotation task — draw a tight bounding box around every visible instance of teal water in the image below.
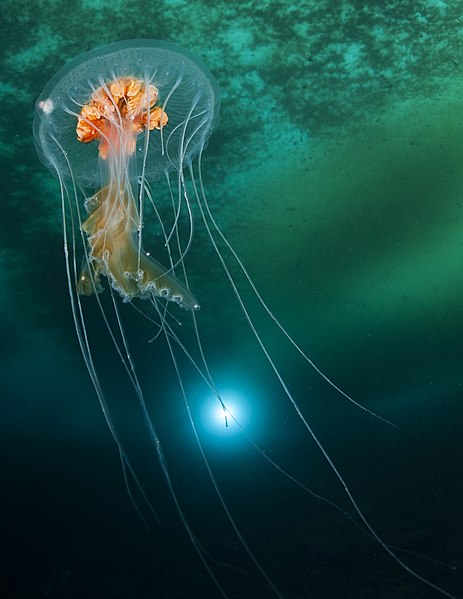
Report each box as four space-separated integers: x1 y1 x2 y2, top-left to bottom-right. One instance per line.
1 1 462 597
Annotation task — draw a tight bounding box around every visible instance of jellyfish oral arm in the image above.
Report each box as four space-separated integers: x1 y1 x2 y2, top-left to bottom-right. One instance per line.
77 183 199 310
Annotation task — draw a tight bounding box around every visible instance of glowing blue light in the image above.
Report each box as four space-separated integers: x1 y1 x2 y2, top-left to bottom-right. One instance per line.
200 389 251 440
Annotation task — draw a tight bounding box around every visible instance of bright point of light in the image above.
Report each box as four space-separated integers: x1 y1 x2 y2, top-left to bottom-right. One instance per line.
213 403 236 428
200 390 250 439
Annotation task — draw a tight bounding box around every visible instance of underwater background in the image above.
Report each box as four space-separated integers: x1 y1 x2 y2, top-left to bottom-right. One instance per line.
1 0 463 597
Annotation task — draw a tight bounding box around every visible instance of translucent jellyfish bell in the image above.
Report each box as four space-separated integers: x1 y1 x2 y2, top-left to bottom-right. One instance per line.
34 39 219 309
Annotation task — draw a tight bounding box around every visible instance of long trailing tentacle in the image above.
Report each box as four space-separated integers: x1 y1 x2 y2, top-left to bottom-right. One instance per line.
190 150 457 599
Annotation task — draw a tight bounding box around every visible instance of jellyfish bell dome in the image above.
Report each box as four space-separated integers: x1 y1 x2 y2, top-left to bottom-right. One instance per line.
33 40 220 310
33 39 220 189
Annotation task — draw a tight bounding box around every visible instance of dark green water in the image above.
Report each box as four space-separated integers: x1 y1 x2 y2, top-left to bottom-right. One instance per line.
1 1 462 598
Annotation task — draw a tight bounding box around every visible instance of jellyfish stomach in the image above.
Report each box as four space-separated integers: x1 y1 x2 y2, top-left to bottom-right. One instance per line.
78 185 199 311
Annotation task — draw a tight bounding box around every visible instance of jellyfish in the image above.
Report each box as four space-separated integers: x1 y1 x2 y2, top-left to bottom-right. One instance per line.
33 40 456 598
